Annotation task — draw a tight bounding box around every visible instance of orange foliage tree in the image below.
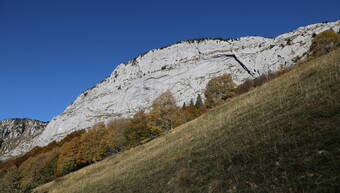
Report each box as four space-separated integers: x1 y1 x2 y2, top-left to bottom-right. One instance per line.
125 110 153 146
56 136 81 176
76 122 108 165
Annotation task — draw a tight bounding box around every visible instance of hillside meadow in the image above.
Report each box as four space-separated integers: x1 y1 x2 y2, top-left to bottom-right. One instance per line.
34 48 340 193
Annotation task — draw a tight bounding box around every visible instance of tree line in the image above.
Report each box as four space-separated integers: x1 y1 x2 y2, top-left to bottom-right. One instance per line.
2 29 338 192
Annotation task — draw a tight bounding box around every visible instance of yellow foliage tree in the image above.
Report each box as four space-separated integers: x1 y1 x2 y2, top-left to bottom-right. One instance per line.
56 136 81 176
204 74 236 108
148 91 181 132
125 110 152 146
103 118 128 153
76 122 107 165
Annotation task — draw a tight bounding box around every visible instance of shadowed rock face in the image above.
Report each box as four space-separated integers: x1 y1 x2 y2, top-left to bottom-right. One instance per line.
2 21 340 160
0 118 48 160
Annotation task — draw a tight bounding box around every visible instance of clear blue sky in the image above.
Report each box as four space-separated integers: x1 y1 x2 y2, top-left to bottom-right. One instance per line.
0 0 339 122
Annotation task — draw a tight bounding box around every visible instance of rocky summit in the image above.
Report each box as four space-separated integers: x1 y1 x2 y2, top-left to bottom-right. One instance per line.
0 118 48 160
2 21 340 160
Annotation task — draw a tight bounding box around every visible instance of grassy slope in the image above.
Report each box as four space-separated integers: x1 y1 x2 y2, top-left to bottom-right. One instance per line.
35 50 340 193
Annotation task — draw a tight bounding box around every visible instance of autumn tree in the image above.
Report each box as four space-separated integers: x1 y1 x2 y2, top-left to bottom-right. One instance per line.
76 122 108 165
103 118 128 153
58 129 85 145
56 136 82 176
180 96 205 123
148 91 181 132
124 110 153 146
204 74 236 108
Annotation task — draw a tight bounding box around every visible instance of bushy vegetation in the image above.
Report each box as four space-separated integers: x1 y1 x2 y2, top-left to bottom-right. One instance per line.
34 48 340 193
0 91 205 192
309 29 340 57
204 74 236 108
148 91 180 132
235 68 290 95
1 29 338 192
0 58 320 192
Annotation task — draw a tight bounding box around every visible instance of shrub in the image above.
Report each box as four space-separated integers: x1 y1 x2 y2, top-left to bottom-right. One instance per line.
180 100 206 123
19 150 59 191
235 68 290 95
309 30 340 57
0 139 61 171
204 74 236 108
0 166 23 193
58 129 85 145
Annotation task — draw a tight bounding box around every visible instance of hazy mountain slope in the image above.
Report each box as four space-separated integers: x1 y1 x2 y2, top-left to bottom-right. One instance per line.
4 21 340 159
0 119 47 160
34 49 340 193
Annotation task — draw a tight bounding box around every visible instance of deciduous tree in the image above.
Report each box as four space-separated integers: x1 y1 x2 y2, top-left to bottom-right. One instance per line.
204 74 236 108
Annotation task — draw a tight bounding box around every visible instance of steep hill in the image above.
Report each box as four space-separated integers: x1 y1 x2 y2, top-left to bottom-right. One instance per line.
4 21 339 160
34 48 340 193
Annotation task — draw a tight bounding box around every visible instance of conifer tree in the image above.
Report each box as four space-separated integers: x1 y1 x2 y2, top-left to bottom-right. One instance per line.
189 98 194 107
195 94 203 108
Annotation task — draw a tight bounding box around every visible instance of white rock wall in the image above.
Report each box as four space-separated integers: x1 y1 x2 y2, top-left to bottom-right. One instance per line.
4 21 340 159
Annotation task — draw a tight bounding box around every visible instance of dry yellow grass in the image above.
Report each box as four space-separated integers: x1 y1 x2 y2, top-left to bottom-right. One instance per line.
35 49 340 193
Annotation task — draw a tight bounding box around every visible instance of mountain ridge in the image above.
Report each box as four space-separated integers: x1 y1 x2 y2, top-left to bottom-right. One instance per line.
0 118 48 160
2 20 339 160
34 48 340 193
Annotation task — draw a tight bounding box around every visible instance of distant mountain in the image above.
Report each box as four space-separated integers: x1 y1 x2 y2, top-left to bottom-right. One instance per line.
0 118 48 160
2 21 339 160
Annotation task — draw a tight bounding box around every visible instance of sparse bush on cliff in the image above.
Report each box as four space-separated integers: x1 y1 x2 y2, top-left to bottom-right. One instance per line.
309 30 340 57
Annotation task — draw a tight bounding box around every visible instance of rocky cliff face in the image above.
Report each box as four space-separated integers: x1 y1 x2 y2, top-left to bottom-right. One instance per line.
0 119 48 160
3 21 340 160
